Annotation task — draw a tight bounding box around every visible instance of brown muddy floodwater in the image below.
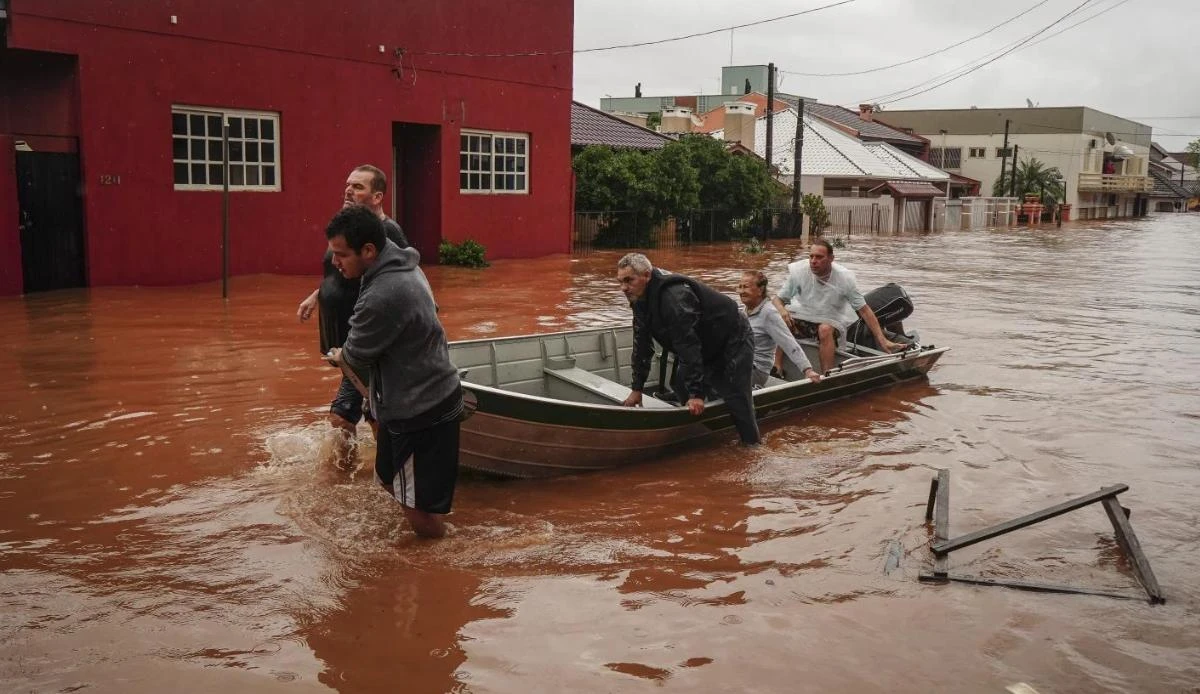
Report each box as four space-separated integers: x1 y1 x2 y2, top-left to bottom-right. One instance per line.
2 216 1200 693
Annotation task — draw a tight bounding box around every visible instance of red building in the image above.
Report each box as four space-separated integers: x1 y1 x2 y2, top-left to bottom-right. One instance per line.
0 1 574 294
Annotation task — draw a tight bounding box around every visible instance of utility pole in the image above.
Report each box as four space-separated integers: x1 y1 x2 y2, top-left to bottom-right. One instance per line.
221 115 230 299
791 98 806 235
940 129 950 230
998 118 1011 196
766 63 774 183
1009 144 1020 199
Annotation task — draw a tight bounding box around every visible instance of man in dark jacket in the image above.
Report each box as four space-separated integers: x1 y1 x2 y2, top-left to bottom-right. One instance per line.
325 205 461 538
617 252 760 445
296 165 408 451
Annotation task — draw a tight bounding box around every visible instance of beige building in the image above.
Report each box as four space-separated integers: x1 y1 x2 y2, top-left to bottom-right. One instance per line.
877 107 1153 220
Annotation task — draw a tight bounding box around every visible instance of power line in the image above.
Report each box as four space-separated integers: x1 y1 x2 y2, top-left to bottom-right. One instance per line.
780 0 1052 78
848 0 1138 108
861 0 1101 107
411 0 858 57
1018 0 1134 50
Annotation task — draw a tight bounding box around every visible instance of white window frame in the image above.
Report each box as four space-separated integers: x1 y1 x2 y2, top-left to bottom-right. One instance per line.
172 105 281 192
459 129 529 195
968 147 986 159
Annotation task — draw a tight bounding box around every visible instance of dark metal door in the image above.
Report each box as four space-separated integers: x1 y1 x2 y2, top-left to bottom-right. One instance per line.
16 151 86 292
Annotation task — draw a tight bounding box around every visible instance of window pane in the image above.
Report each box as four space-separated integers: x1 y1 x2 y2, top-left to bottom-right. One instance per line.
460 173 469 189
208 140 223 161
516 139 526 154
516 174 526 190
506 174 516 189
229 140 244 163
245 119 258 139
246 166 260 186
190 139 206 159
245 142 259 163
460 134 469 153
516 158 526 173
260 119 274 139
261 142 274 163
208 115 222 134
174 162 189 184
469 173 480 189
189 114 206 136
173 137 188 159
209 164 224 185
191 163 207 185
262 165 276 186
172 112 188 135
229 118 242 138
460 153 468 170
230 165 244 186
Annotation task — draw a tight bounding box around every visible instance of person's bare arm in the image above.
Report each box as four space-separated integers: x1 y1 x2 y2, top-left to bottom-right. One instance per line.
297 288 319 322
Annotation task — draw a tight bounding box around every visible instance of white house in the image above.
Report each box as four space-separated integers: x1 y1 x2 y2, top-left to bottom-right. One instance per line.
875 107 1153 220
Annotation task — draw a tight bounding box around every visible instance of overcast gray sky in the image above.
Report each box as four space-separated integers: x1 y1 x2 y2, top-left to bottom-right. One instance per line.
573 0 1200 151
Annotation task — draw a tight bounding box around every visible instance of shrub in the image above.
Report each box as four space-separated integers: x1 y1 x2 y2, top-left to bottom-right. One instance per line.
439 239 489 268
800 193 831 234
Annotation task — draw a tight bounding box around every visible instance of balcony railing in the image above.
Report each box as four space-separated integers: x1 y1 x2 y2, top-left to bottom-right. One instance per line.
1078 173 1153 193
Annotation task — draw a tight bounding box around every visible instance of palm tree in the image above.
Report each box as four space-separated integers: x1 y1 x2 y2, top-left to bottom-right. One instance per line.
992 156 1065 204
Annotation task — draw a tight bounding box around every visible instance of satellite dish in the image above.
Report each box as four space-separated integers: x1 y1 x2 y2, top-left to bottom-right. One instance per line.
1025 98 1035 108
1105 132 1117 145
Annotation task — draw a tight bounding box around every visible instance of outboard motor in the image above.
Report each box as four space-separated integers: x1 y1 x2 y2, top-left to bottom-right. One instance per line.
845 283 917 350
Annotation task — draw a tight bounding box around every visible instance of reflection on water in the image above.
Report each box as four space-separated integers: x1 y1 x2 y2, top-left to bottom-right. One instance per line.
2 217 1200 692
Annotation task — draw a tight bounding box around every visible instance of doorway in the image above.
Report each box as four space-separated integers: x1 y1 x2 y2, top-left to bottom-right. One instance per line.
16 149 86 292
391 123 442 261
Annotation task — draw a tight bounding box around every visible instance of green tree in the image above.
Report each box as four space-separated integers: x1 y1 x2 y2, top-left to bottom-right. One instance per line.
572 136 774 246
1185 138 1200 169
572 145 699 247
662 135 774 239
992 156 1065 203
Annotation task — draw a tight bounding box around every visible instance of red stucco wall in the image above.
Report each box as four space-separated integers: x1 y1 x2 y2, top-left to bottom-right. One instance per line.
2 1 573 290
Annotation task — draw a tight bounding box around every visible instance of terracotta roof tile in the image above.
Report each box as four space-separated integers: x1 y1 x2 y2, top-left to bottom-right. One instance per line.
693 92 791 133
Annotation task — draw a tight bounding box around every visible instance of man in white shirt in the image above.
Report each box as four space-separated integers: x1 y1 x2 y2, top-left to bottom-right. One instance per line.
738 270 821 387
771 239 901 372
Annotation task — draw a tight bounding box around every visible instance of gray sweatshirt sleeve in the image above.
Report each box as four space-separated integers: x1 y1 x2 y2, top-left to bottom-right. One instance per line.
764 308 813 372
341 302 404 372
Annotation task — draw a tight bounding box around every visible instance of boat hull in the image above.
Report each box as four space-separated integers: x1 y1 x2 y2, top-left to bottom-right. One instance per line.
453 328 945 478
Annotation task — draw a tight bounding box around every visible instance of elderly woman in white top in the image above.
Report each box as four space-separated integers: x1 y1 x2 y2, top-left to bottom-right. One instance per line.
737 270 821 388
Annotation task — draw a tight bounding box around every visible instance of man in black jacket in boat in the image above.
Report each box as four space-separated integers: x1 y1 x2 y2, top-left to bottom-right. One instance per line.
617 253 760 445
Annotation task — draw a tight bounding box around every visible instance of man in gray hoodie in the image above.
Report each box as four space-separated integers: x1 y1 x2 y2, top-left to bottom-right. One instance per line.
325 205 462 539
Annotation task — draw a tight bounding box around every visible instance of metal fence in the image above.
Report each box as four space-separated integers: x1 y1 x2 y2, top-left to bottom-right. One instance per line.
823 202 891 237
959 197 1019 229
573 208 806 255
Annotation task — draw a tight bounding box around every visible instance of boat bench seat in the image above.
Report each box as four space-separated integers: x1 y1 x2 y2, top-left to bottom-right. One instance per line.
544 367 673 408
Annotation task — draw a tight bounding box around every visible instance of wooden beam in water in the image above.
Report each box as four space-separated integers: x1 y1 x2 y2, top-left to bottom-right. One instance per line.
1101 497 1165 604
917 572 1145 602
932 469 950 578
924 475 939 522
932 484 1129 556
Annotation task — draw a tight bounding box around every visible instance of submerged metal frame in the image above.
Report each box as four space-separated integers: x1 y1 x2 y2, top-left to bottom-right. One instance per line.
918 470 1165 604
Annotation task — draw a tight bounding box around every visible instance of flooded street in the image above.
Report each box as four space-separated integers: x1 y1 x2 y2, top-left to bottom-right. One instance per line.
2 215 1200 693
